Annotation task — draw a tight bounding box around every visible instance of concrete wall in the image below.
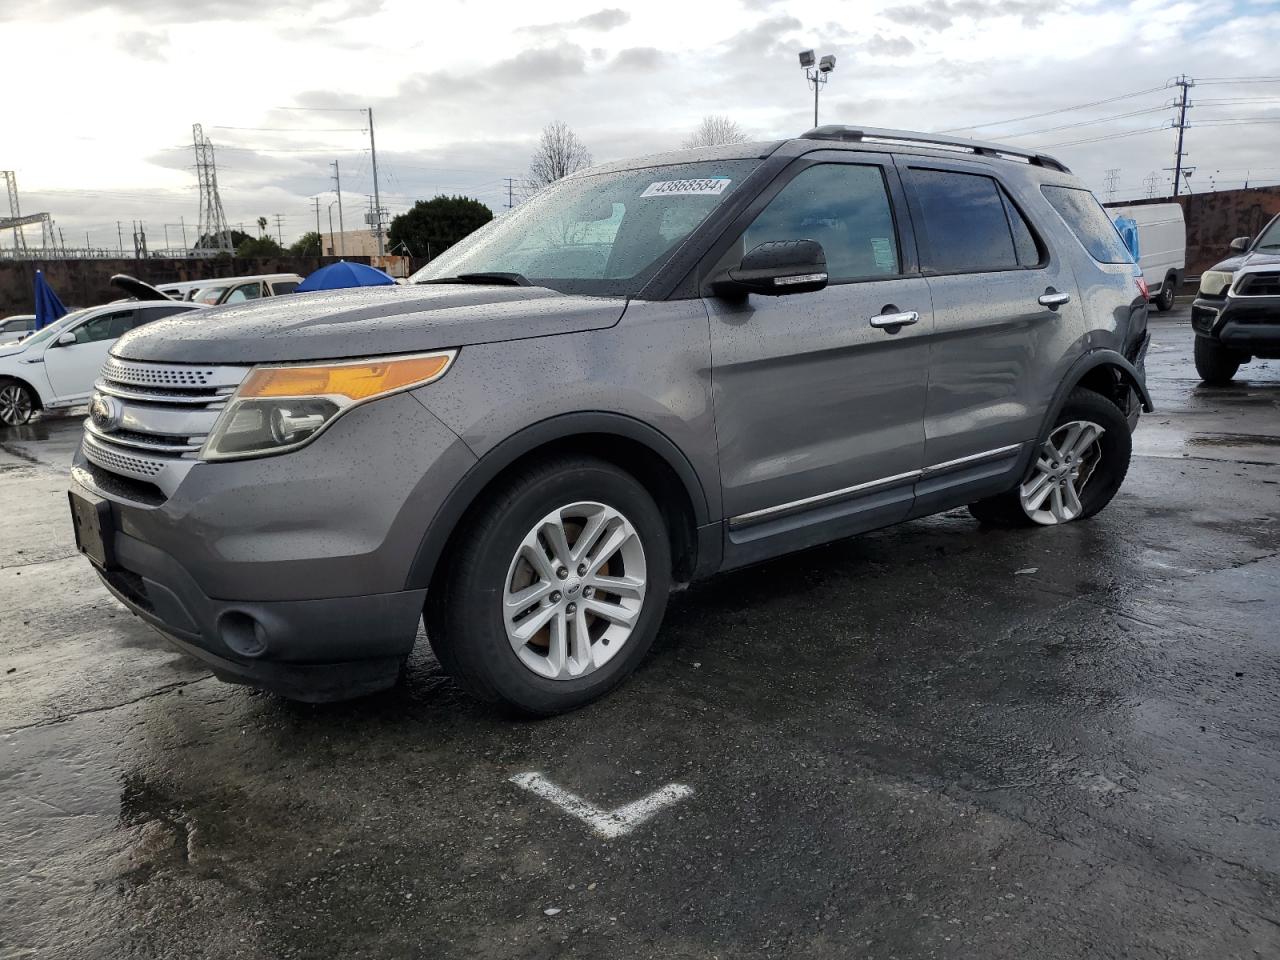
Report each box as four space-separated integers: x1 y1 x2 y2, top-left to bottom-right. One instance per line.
1108 186 1280 280
0 255 425 315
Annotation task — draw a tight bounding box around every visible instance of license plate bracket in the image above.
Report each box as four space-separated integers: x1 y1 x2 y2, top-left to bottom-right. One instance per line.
68 490 116 570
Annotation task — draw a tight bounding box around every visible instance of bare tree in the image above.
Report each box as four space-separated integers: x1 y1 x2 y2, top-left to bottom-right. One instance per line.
682 115 748 149
527 121 593 189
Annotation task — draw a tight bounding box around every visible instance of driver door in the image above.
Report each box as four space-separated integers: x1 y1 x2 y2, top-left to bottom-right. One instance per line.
43 308 135 402
703 154 934 564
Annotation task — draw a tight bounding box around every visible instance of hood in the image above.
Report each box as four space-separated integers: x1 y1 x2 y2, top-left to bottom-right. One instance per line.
0 339 31 358
114 283 628 364
1208 250 1280 274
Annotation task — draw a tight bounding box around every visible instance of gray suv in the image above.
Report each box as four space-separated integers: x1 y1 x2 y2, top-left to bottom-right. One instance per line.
68 126 1152 715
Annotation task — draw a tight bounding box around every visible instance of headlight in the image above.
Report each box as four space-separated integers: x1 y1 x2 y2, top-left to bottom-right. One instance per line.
201 350 455 461
1199 270 1234 297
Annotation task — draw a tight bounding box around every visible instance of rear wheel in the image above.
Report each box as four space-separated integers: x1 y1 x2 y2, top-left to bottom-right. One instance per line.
1194 336 1244 385
425 455 671 716
0 381 36 427
1155 273 1177 312
968 389 1131 527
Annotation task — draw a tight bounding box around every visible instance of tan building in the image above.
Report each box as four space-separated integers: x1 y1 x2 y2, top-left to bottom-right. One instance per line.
321 229 380 257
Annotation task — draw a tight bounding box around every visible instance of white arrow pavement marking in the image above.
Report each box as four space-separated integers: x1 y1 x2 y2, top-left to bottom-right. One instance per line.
509 772 693 839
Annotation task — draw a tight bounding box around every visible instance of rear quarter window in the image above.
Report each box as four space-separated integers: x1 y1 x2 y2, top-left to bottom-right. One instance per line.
1041 185 1135 264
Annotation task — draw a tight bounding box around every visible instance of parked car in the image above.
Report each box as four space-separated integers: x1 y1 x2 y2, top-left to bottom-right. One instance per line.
0 314 37 345
1108 202 1185 311
69 126 1151 714
0 300 204 427
1190 212 1280 383
154 280 211 301
192 273 302 305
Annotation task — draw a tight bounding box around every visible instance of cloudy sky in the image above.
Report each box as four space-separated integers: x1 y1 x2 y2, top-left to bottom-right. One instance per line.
3 0 1278 250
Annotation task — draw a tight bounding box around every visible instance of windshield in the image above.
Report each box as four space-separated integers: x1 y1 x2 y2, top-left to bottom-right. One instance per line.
410 159 760 296
19 308 95 347
196 286 228 304
1255 215 1280 252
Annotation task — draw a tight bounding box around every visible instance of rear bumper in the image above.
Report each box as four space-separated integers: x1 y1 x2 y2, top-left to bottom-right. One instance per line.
88 515 426 701
1192 294 1280 356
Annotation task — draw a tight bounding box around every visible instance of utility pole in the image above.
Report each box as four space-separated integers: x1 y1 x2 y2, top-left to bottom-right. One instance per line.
312 197 322 255
504 177 516 210
331 160 346 256
117 220 124 255
367 107 385 255
179 216 188 251
1103 168 1120 203
164 223 171 251
273 213 285 245
1169 74 1195 198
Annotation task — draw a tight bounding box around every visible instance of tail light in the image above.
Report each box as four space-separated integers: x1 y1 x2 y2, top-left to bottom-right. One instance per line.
1135 277 1150 300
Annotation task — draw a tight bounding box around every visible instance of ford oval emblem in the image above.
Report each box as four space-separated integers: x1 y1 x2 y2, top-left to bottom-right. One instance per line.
89 394 123 433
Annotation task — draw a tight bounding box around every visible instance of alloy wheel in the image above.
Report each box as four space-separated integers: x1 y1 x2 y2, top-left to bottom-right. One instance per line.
1019 420 1105 525
503 500 647 680
0 384 34 427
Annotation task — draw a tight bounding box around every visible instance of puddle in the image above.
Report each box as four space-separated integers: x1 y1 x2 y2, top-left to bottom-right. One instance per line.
1187 432 1280 449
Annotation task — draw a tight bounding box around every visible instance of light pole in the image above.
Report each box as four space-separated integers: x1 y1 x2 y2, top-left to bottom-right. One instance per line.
799 50 837 127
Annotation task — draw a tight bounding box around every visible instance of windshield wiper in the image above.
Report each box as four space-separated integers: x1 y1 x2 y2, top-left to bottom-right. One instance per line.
420 272 532 287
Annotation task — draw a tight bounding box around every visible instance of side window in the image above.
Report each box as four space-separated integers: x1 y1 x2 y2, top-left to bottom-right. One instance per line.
72 310 134 344
132 305 189 328
271 280 299 295
224 282 263 304
909 168 1018 273
1002 193 1042 266
742 163 900 281
1040 185 1135 264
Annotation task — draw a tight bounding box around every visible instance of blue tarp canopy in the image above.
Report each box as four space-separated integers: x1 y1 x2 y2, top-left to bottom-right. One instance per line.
33 270 68 330
296 260 397 292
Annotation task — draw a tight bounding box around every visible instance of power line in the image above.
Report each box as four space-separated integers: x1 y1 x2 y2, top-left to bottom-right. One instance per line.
935 84 1167 134
1038 125 1167 149
998 104 1170 139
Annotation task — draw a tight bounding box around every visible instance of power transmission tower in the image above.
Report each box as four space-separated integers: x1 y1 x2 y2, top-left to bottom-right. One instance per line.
331 160 346 256
1104 168 1120 203
192 123 233 255
273 213 285 245
1143 172 1159 199
1168 75 1195 198
2 171 27 255
504 177 516 210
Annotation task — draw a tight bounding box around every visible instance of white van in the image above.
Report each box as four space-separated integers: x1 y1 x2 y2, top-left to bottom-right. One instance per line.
1109 202 1185 312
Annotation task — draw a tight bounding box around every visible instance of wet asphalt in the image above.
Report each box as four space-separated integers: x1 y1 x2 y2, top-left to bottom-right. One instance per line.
2 305 1278 960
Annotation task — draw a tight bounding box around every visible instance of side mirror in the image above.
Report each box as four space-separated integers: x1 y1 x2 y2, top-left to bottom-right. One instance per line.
715 240 828 298
1229 236 1251 254
56 331 77 346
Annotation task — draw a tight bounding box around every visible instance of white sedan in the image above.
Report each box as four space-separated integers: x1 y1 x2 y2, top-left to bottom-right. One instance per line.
0 300 203 428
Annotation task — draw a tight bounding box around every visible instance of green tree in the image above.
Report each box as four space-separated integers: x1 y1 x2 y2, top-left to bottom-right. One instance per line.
289 231 322 256
257 216 269 237
388 195 493 259
193 229 251 253
235 235 285 258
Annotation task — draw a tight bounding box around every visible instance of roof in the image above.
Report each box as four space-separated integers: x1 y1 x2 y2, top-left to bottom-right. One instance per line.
799 126 1070 173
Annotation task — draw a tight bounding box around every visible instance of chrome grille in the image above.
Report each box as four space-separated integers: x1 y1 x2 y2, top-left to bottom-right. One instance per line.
81 358 250 499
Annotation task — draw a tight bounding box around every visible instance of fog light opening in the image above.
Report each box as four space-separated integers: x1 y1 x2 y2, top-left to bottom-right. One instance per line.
219 610 269 658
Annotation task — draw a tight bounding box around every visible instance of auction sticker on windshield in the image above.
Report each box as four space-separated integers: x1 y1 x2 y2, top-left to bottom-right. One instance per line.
641 178 731 198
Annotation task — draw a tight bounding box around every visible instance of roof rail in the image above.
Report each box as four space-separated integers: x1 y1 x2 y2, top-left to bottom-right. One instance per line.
800 125 1071 174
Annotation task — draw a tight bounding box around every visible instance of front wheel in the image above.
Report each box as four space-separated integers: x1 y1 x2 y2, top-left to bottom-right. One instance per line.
0 380 36 428
425 455 671 716
1155 274 1177 312
968 388 1132 527
1194 336 1244 385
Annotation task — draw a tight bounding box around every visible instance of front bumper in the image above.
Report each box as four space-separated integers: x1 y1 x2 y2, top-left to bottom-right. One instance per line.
71 390 477 700
1192 293 1280 357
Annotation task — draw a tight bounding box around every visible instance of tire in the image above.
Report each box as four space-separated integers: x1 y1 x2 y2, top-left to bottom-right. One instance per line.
1194 335 1244 385
968 388 1132 528
1155 274 1177 312
425 455 672 716
0 380 36 428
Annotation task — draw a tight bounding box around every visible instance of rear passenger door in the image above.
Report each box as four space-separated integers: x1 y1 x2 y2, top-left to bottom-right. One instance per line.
704 153 934 562
898 159 1084 506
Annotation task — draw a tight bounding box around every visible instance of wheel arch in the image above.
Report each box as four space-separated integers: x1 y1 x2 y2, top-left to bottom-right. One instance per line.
406 412 716 594
1046 349 1152 429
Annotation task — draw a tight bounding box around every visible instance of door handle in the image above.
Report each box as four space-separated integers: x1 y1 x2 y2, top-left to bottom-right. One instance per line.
869 310 919 329
1038 291 1071 309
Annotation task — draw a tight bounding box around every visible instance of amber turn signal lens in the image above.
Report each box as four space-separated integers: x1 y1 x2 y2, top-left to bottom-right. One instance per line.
238 351 455 402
